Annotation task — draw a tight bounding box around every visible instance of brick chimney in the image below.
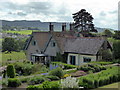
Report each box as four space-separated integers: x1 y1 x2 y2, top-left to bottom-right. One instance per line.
70 23 73 31
49 22 54 32
62 23 66 32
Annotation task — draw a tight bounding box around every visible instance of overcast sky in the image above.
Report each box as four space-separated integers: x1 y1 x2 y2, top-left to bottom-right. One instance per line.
0 0 119 30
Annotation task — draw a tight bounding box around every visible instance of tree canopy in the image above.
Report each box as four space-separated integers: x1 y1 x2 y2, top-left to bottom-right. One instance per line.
2 37 20 52
72 9 97 33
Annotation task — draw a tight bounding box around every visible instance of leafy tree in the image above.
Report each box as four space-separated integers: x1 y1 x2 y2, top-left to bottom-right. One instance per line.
102 49 112 61
72 9 97 33
113 40 120 59
7 64 16 78
103 29 113 37
2 37 20 52
113 31 120 39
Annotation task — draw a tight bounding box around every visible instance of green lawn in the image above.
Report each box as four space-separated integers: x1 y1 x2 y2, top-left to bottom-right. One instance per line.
99 82 120 88
2 30 40 35
1 51 27 65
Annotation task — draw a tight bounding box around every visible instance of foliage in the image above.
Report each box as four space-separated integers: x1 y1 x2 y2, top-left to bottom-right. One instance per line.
45 75 60 81
113 31 120 39
55 52 64 62
103 29 113 37
13 62 34 76
28 76 46 85
113 40 120 59
27 85 42 90
112 59 120 64
101 49 112 61
8 78 21 87
6 64 16 78
52 62 77 69
42 81 51 88
77 64 106 73
49 67 64 78
61 76 79 88
73 9 97 33
78 66 120 89
2 37 20 52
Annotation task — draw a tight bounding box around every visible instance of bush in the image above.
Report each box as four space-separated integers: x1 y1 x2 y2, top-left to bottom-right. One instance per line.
61 76 79 88
7 64 16 78
49 67 63 78
28 76 45 85
8 78 21 87
71 71 87 77
78 66 119 89
45 75 60 81
27 85 42 90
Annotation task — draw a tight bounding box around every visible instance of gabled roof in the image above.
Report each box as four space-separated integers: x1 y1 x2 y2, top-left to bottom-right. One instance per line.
24 32 52 52
64 37 105 55
53 36 107 55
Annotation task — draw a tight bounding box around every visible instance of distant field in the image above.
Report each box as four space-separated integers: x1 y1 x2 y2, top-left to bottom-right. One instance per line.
2 30 40 35
1 51 27 65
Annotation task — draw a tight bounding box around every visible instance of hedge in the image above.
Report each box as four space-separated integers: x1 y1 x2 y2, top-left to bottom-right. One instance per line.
78 66 120 89
51 62 77 69
6 64 16 78
8 78 21 87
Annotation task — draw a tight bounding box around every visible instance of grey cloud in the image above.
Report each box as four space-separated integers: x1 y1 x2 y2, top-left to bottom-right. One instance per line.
100 11 106 16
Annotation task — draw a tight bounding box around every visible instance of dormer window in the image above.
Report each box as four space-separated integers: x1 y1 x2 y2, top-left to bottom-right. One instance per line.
32 40 36 46
51 41 56 47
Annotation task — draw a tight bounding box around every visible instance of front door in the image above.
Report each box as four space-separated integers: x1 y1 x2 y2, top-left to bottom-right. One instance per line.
70 56 76 65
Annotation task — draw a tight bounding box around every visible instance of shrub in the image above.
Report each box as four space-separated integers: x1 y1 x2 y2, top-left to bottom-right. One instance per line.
49 67 63 78
71 71 87 77
63 74 71 78
45 75 60 81
8 78 21 87
61 76 79 88
78 66 119 89
6 64 16 78
28 76 45 85
42 81 51 89
50 81 60 88
27 85 42 90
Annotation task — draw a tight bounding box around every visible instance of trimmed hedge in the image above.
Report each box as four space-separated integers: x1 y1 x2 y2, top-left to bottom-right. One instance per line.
51 62 77 69
78 66 120 89
8 78 21 87
77 64 106 73
89 61 113 65
7 64 16 78
27 81 60 89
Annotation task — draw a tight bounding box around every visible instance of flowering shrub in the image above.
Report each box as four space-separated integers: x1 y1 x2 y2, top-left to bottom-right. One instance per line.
61 76 79 88
63 74 71 78
71 71 87 77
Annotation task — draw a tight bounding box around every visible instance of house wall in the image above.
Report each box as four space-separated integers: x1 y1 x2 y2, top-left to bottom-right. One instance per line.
45 38 60 56
67 53 96 66
25 37 41 62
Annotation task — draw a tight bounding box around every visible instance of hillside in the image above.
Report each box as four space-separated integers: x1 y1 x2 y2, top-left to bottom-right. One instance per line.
1 20 115 32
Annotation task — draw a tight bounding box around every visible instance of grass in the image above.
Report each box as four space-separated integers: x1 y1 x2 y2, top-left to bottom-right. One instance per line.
99 82 120 88
1 51 27 65
2 30 40 35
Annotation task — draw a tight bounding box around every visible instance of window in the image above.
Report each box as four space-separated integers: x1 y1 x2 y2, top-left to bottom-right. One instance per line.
83 57 91 62
32 40 36 46
70 55 76 65
51 41 56 47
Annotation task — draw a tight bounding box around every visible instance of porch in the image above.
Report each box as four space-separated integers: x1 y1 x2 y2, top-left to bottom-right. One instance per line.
31 54 48 64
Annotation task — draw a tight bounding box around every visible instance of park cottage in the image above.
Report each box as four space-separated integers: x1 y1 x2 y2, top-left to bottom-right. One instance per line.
24 23 112 65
